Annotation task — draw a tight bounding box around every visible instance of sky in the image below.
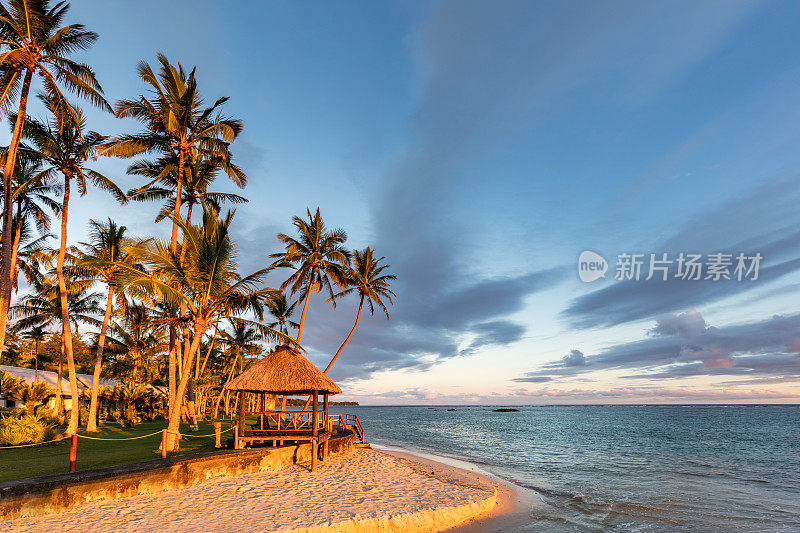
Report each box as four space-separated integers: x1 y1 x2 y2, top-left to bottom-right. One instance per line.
4 0 800 404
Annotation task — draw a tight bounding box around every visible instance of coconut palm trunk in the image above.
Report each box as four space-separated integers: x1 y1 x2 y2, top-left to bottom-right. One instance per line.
0 70 33 350
55 338 64 413
295 283 313 342
57 175 80 434
324 295 364 373
8 209 22 289
213 358 237 420
166 148 185 422
282 283 313 416
180 201 198 427
298 296 364 416
166 319 205 450
87 285 113 432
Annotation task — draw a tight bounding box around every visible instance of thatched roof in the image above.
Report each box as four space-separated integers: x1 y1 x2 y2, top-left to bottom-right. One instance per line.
224 345 342 395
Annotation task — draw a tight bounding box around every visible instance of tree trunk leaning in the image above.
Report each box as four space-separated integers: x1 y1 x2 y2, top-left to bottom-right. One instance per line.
87 285 113 432
165 320 204 450
57 176 80 435
0 69 33 352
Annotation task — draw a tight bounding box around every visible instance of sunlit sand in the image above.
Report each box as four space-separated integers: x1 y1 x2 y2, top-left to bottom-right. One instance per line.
5 448 497 533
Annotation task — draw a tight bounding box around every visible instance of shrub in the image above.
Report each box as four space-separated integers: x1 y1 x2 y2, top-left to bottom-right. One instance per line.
139 405 166 421
120 412 141 428
35 406 61 427
0 414 57 446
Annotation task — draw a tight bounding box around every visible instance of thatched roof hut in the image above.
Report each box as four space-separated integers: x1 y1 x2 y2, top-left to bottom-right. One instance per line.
225 345 342 395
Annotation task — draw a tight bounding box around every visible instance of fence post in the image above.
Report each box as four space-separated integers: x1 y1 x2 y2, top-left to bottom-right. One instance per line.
233 425 239 449
69 434 77 472
161 429 167 458
214 421 221 448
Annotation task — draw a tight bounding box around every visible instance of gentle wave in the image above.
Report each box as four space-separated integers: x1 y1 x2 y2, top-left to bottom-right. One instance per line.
340 405 800 531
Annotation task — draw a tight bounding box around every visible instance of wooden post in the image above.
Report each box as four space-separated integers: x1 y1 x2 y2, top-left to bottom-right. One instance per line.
311 390 319 472
213 421 221 448
237 390 246 448
161 429 167 458
69 434 77 472
260 392 265 430
323 393 329 460
233 425 239 449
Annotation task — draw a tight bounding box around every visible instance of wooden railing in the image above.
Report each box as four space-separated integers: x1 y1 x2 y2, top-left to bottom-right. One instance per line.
330 413 365 443
233 409 364 443
246 408 328 431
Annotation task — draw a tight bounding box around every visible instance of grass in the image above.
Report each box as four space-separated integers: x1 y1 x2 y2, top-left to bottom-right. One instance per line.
0 419 236 482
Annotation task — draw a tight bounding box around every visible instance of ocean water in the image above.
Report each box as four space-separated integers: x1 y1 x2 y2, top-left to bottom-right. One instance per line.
334 405 800 532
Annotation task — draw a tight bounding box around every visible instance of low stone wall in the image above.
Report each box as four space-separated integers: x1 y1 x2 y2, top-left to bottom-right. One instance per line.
0 431 354 521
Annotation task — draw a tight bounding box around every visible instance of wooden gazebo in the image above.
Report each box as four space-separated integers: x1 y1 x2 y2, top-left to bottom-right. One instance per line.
224 345 342 471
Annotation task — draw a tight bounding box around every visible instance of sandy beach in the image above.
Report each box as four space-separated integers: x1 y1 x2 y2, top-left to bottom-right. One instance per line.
5 448 501 533
381 449 541 533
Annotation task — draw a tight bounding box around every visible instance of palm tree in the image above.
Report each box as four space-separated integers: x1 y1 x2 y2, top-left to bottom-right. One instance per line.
20 324 47 380
103 301 166 385
119 207 286 450
111 383 150 426
71 218 134 432
18 95 124 434
2 223 51 293
211 319 262 418
128 155 248 224
264 293 299 336
10 380 54 411
324 248 396 373
0 151 60 292
11 272 98 414
269 208 350 342
98 54 245 418
10 272 101 336
128 155 248 410
0 0 110 351
0 370 22 401
98 54 245 252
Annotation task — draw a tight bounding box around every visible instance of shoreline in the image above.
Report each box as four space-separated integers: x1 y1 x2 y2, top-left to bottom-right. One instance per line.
373 443 543 532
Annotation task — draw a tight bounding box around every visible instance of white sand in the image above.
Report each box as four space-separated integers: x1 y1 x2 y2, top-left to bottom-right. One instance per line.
6 448 497 533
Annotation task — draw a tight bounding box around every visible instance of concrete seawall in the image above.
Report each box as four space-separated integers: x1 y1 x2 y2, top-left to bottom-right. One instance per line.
0 431 354 521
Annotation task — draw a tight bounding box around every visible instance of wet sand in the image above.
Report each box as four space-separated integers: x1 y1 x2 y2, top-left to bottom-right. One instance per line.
381 449 542 532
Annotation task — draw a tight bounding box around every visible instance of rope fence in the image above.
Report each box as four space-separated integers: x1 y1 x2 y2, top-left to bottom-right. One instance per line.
183 426 232 438
1 423 231 473
74 430 163 441
0 438 68 449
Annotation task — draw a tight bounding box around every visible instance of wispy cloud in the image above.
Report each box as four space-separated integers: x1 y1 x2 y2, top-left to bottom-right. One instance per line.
564 176 800 328
518 310 800 385
514 386 800 402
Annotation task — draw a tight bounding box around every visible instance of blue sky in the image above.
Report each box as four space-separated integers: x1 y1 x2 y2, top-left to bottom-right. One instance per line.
5 0 800 403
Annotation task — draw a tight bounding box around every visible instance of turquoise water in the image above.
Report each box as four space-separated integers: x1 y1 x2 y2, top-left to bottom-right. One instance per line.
334 405 800 531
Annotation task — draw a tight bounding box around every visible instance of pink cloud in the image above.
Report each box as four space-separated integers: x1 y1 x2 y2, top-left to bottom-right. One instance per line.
515 387 800 401
678 345 735 368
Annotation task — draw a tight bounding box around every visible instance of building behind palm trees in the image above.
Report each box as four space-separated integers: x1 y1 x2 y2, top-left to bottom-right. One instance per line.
0 365 165 409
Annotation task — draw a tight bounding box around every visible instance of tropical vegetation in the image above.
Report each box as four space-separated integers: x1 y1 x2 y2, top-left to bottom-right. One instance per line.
0 0 395 448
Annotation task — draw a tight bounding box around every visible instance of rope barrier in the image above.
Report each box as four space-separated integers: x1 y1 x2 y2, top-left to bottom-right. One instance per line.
74 430 163 441
2 425 232 447
0 438 67 449
183 427 233 438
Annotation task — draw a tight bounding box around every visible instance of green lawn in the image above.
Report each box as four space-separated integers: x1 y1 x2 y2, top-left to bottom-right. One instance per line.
0 419 237 482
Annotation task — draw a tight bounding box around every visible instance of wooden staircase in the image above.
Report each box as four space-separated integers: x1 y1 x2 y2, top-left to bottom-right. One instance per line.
332 413 366 445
